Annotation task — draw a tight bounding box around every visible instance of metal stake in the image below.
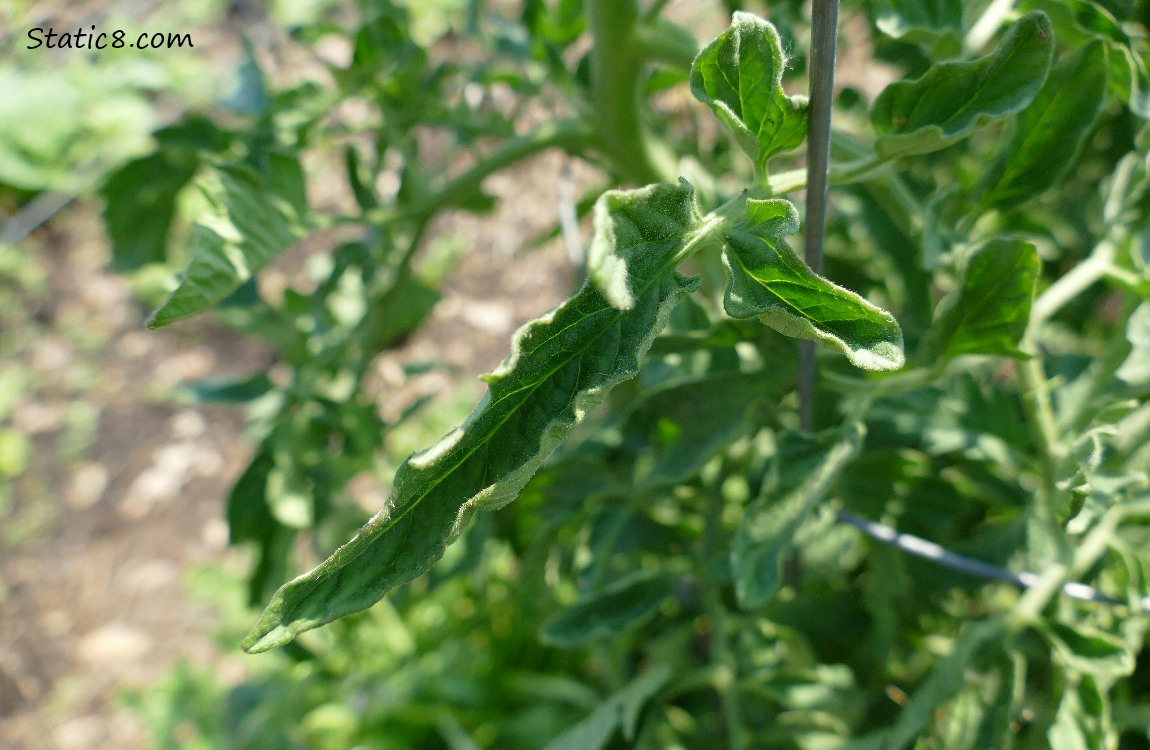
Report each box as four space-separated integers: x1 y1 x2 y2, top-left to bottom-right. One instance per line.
800 0 840 432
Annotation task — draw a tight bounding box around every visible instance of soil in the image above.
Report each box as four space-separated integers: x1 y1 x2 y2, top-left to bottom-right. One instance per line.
0 144 581 747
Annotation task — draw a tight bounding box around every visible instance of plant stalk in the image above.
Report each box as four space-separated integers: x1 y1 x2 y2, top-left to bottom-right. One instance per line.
586 0 664 184
800 0 840 431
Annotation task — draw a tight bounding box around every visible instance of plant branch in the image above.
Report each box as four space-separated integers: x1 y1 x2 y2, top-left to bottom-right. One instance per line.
587 0 664 184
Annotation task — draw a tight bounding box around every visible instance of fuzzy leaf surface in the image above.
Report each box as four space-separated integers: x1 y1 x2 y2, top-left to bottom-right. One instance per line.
148 154 309 328
979 40 1107 209
871 12 1054 159
919 238 1039 360
243 182 701 652
689 11 808 174
722 199 905 371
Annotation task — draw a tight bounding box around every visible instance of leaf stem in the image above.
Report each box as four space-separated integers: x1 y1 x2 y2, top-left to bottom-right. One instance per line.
1030 239 1116 328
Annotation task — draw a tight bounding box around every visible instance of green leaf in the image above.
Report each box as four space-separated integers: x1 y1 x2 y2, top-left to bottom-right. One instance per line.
147 154 310 329
242 181 701 652
722 199 905 371
689 12 808 174
881 619 1004 750
101 149 200 272
1041 620 1135 678
979 40 1108 210
618 370 791 488
874 0 963 42
540 570 672 647
732 422 864 608
919 238 1039 360
1117 303 1150 387
541 665 671 750
588 178 700 310
871 12 1055 159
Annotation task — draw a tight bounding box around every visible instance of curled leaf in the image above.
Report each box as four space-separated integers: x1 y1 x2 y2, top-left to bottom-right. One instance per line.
722 199 905 371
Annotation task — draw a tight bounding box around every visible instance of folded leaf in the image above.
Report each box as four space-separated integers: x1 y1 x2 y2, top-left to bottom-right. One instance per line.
979 40 1108 210
689 12 808 174
918 238 1039 360
722 199 905 371
871 12 1054 159
242 182 701 652
148 153 310 329
589 178 701 310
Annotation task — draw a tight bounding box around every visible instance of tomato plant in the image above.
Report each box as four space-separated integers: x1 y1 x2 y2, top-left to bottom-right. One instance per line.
106 0 1150 747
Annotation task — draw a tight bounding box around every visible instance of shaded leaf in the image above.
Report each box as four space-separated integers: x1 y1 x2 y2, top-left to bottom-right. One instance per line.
148 154 310 329
979 40 1108 209
540 570 672 647
617 370 790 488
181 373 275 403
881 619 1004 750
242 182 701 652
732 422 864 608
689 12 808 174
722 199 905 371
1041 620 1135 678
919 238 1039 360
542 665 671 750
101 149 200 272
872 12 1055 159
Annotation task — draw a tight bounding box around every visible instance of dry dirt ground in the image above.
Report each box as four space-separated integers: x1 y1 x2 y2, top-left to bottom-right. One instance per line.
0 152 578 748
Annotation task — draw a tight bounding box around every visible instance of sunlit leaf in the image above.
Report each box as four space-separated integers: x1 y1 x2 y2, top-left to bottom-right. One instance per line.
722 198 905 371
689 12 808 174
872 12 1054 159
242 181 701 652
874 0 963 42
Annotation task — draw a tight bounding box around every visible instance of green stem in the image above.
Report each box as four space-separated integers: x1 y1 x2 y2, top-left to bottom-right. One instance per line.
1018 343 1062 509
354 120 596 228
587 0 664 184
702 487 746 750
633 20 699 71
1030 239 1115 328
